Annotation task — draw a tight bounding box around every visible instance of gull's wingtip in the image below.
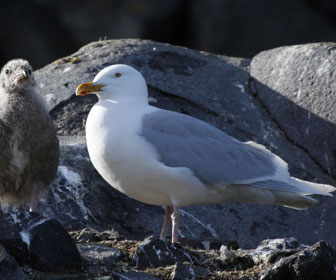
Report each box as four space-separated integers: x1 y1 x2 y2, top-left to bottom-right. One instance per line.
293 178 336 196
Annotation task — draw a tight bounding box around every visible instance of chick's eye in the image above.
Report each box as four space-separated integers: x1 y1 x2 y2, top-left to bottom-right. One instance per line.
28 69 32 75
5 69 10 75
114 72 121 78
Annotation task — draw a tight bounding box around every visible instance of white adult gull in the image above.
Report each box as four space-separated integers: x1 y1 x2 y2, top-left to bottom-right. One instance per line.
76 64 335 243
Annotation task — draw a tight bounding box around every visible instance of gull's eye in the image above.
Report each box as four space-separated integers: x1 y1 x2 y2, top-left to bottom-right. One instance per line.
27 69 32 75
5 69 10 75
114 72 121 78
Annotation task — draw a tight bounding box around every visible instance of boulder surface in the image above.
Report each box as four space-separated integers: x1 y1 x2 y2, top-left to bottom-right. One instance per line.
37 39 336 248
1 39 336 279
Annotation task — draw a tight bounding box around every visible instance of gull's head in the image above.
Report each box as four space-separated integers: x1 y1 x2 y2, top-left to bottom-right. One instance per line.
0 59 35 93
76 64 148 103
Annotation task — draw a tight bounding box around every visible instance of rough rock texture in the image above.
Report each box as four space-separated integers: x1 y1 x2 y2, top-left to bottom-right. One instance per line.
134 237 195 268
1 39 336 279
19 235 336 279
34 39 336 249
0 210 82 270
77 244 121 266
0 243 29 280
259 241 336 280
250 44 336 179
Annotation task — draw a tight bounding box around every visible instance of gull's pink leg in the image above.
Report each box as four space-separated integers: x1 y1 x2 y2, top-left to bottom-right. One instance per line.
160 206 172 240
171 205 180 243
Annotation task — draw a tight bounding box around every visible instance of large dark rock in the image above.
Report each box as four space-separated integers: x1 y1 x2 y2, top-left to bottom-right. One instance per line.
250 238 302 265
0 210 31 265
0 244 29 280
250 43 336 181
260 241 336 280
170 262 210 280
33 39 336 249
0 210 81 270
134 237 194 268
28 218 82 270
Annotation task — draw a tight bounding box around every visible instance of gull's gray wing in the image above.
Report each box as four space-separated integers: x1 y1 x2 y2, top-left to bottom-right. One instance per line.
140 109 280 186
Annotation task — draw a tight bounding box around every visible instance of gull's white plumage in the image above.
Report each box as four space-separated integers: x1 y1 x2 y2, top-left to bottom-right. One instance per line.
85 86 211 207
76 64 335 243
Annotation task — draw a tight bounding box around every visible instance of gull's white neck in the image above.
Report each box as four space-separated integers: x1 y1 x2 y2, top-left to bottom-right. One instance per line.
94 93 155 121
97 95 148 106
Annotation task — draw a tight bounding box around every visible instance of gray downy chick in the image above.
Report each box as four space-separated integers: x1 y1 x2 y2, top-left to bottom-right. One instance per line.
0 59 59 212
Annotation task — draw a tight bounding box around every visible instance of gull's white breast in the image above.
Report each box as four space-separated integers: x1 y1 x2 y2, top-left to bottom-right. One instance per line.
85 100 215 207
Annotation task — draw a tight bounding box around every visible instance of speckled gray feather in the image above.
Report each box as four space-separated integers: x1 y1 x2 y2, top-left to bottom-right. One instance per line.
141 109 277 186
0 59 59 206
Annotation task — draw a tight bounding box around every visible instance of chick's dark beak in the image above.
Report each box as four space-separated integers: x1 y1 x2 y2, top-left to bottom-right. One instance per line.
13 70 28 84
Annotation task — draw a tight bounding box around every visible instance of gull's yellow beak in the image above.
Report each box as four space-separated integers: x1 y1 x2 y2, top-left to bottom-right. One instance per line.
75 81 105 96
